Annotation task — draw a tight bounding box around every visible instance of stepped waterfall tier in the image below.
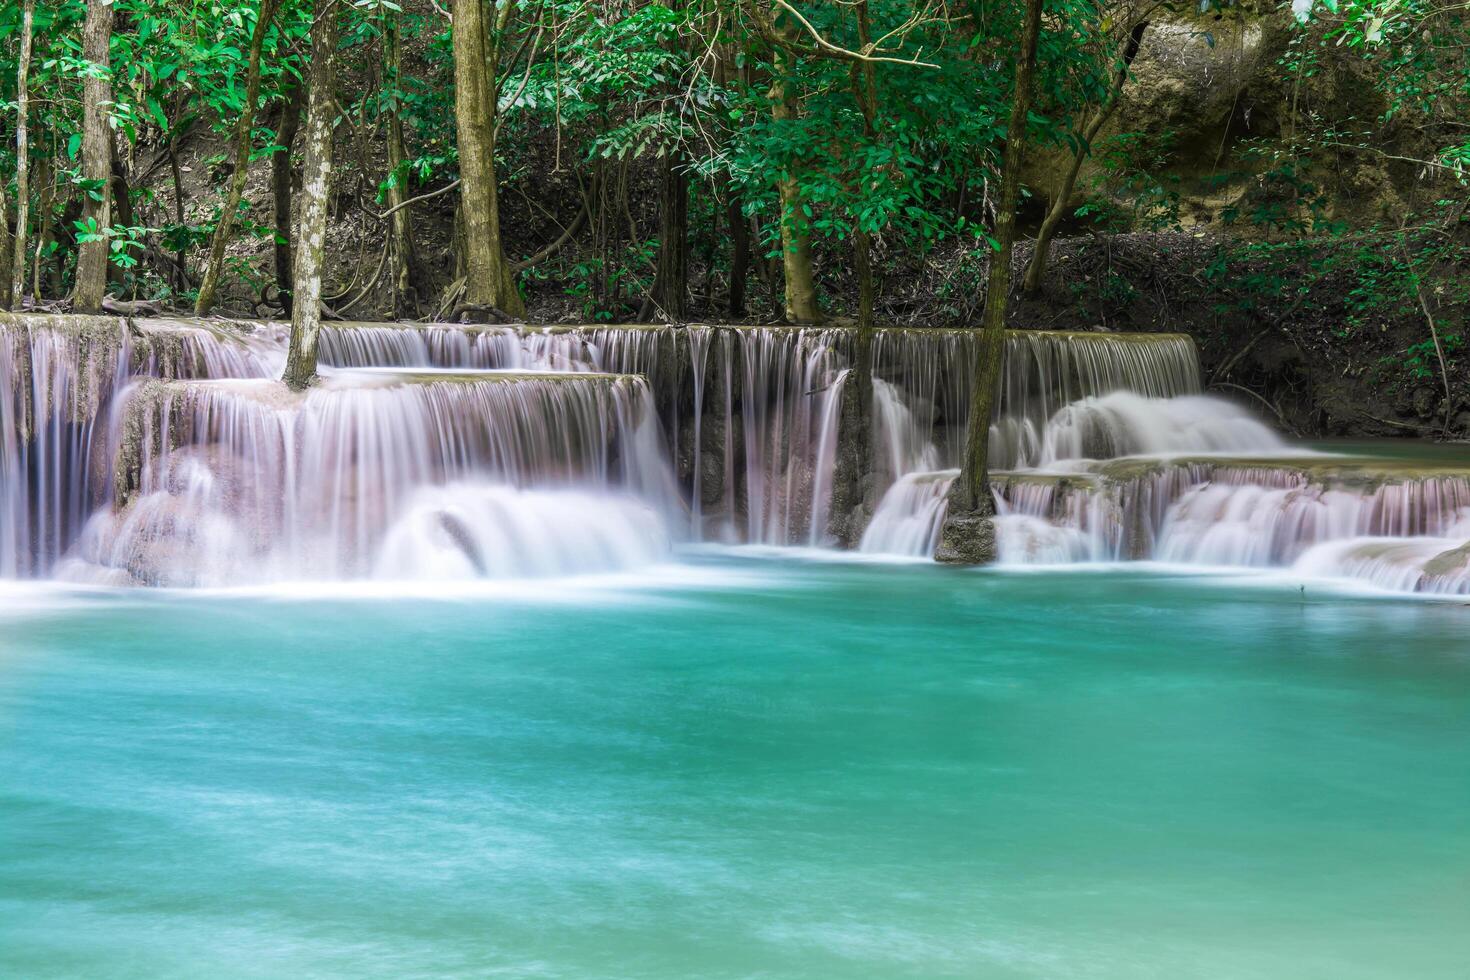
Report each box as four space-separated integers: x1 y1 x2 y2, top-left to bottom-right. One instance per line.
3 313 1469 594
66 370 674 586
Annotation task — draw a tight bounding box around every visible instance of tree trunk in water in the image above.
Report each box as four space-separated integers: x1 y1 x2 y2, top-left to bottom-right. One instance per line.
828 2 880 543
768 34 821 324
1022 20 1147 296
10 0 35 307
649 153 689 321
196 0 280 315
74 0 114 313
451 0 524 318
936 0 1043 565
282 1 339 390
385 15 423 318
272 79 305 317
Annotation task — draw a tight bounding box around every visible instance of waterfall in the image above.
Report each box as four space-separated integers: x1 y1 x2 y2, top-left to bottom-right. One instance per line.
8 313 1469 595
871 329 1202 470
1292 536 1470 595
737 329 849 545
859 470 958 557
1033 393 1284 466
60 370 677 586
0 314 280 577
994 460 1470 592
373 484 671 580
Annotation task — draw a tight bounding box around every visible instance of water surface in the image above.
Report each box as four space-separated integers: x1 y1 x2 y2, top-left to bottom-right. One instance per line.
2 558 1467 978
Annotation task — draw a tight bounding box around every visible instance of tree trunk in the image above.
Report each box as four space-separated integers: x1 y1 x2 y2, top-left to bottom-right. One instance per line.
281 0 340 390
196 0 281 315
1022 20 1148 296
828 1 880 543
936 0 1043 564
649 152 689 321
451 0 524 318
74 0 114 313
10 0 35 307
272 78 306 316
31 153 54 299
726 189 749 316
768 27 821 324
0 178 12 312
384 14 424 318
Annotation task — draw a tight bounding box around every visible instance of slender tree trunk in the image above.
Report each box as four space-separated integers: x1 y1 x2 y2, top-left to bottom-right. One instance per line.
74 0 114 313
649 153 689 321
828 1 881 544
0 179 12 312
384 14 423 318
768 27 821 323
272 78 305 316
1022 20 1147 296
32 153 53 299
11 0 35 307
110 145 134 229
451 0 524 318
727 190 749 316
196 0 281 315
937 0 1043 564
282 0 340 390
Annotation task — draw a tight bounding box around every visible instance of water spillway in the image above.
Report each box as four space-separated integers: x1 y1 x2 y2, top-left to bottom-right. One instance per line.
3 313 1468 594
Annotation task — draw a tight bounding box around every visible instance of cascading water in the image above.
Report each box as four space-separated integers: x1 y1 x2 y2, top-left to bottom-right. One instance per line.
60 370 676 586
857 334 1208 556
0 313 279 577
6 313 1469 594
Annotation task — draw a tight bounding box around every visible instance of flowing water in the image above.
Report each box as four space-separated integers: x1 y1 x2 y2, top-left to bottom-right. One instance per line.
3 313 1469 975
5 312 1470 590
2 560 1468 979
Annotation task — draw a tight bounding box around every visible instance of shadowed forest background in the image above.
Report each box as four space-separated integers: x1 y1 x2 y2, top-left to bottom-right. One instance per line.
0 0 1466 437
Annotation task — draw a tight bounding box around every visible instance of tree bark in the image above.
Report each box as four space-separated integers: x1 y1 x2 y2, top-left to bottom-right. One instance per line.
195 0 281 315
828 0 880 544
282 0 340 390
10 0 36 307
384 13 424 318
74 0 115 313
648 152 689 321
937 0 1043 563
31 152 54 299
0 178 12 312
1022 20 1147 296
726 190 749 316
768 21 821 324
272 78 306 316
451 0 524 318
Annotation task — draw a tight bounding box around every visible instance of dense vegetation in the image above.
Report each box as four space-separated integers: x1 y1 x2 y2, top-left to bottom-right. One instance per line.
0 0 1466 517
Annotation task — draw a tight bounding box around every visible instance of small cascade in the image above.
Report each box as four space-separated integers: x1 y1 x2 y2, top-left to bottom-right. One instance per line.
736 328 850 545
1292 537 1470 595
373 484 671 580
62 371 677 586
1 314 281 577
871 329 1202 470
317 323 601 372
859 470 958 557
994 460 1470 592
1033 393 1284 467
